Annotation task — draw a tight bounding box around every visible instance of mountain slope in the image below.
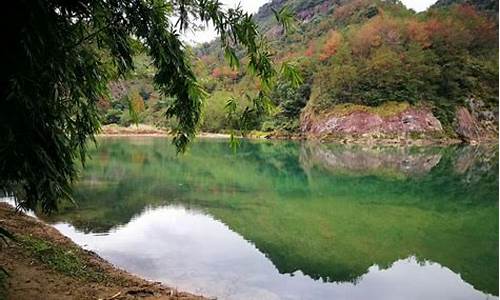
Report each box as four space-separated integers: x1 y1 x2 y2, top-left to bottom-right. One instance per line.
433 0 499 15
95 0 498 142
193 0 498 141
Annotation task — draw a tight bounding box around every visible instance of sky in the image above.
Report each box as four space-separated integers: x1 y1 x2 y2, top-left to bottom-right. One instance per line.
182 0 438 44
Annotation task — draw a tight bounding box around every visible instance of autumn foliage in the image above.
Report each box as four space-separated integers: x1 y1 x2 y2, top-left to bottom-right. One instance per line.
212 66 239 80
304 41 316 57
193 0 498 131
333 0 371 24
350 16 402 57
319 30 342 61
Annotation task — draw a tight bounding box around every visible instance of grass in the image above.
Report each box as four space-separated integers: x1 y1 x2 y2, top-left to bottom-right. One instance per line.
326 101 411 118
20 236 105 282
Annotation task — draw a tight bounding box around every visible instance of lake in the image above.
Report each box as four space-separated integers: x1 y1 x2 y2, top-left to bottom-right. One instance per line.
42 137 498 300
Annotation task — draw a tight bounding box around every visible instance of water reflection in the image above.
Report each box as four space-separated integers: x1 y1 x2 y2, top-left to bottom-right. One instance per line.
55 205 495 300
39 138 498 299
300 143 443 177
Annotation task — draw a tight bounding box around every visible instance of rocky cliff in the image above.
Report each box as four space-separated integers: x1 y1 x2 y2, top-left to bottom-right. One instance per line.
300 102 449 144
301 101 498 144
453 98 499 143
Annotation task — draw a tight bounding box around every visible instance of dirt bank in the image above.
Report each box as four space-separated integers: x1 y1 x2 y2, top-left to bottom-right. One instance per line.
99 124 231 139
0 203 206 300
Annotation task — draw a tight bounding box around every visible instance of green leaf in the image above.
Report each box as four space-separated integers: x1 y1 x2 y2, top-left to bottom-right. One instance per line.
280 61 303 88
272 6 297 34
224 47 240 69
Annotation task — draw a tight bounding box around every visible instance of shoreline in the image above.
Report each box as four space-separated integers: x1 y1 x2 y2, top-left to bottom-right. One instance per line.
0 203 207 300
98 125 498 145
97 132 498 147
98 132 232 139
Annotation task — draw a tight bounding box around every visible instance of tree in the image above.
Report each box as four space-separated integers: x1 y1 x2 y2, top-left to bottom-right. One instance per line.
269 81 311 131
0 0 279 212
128 89 146 126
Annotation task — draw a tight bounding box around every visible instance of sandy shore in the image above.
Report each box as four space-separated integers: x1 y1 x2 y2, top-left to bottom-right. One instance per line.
99 124 232 139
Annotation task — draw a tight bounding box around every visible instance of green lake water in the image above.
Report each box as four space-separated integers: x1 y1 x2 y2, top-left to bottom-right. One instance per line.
44 137 498 300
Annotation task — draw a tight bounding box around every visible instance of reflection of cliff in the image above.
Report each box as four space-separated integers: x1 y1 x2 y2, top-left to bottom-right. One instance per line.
453 145 499 181
300 143 442 178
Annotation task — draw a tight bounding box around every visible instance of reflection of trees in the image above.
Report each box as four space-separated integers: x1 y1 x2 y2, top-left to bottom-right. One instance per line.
41 138 498 296
43 139 313 232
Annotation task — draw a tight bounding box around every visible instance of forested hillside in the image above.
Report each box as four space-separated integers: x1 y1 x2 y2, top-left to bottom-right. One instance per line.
433 0 498 15
99 0 499 142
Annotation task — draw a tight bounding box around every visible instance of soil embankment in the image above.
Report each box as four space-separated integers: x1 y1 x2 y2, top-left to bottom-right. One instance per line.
0 203 206 300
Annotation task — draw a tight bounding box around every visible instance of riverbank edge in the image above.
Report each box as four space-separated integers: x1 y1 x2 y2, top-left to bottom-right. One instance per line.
98 125 499 146
0 203 207 300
